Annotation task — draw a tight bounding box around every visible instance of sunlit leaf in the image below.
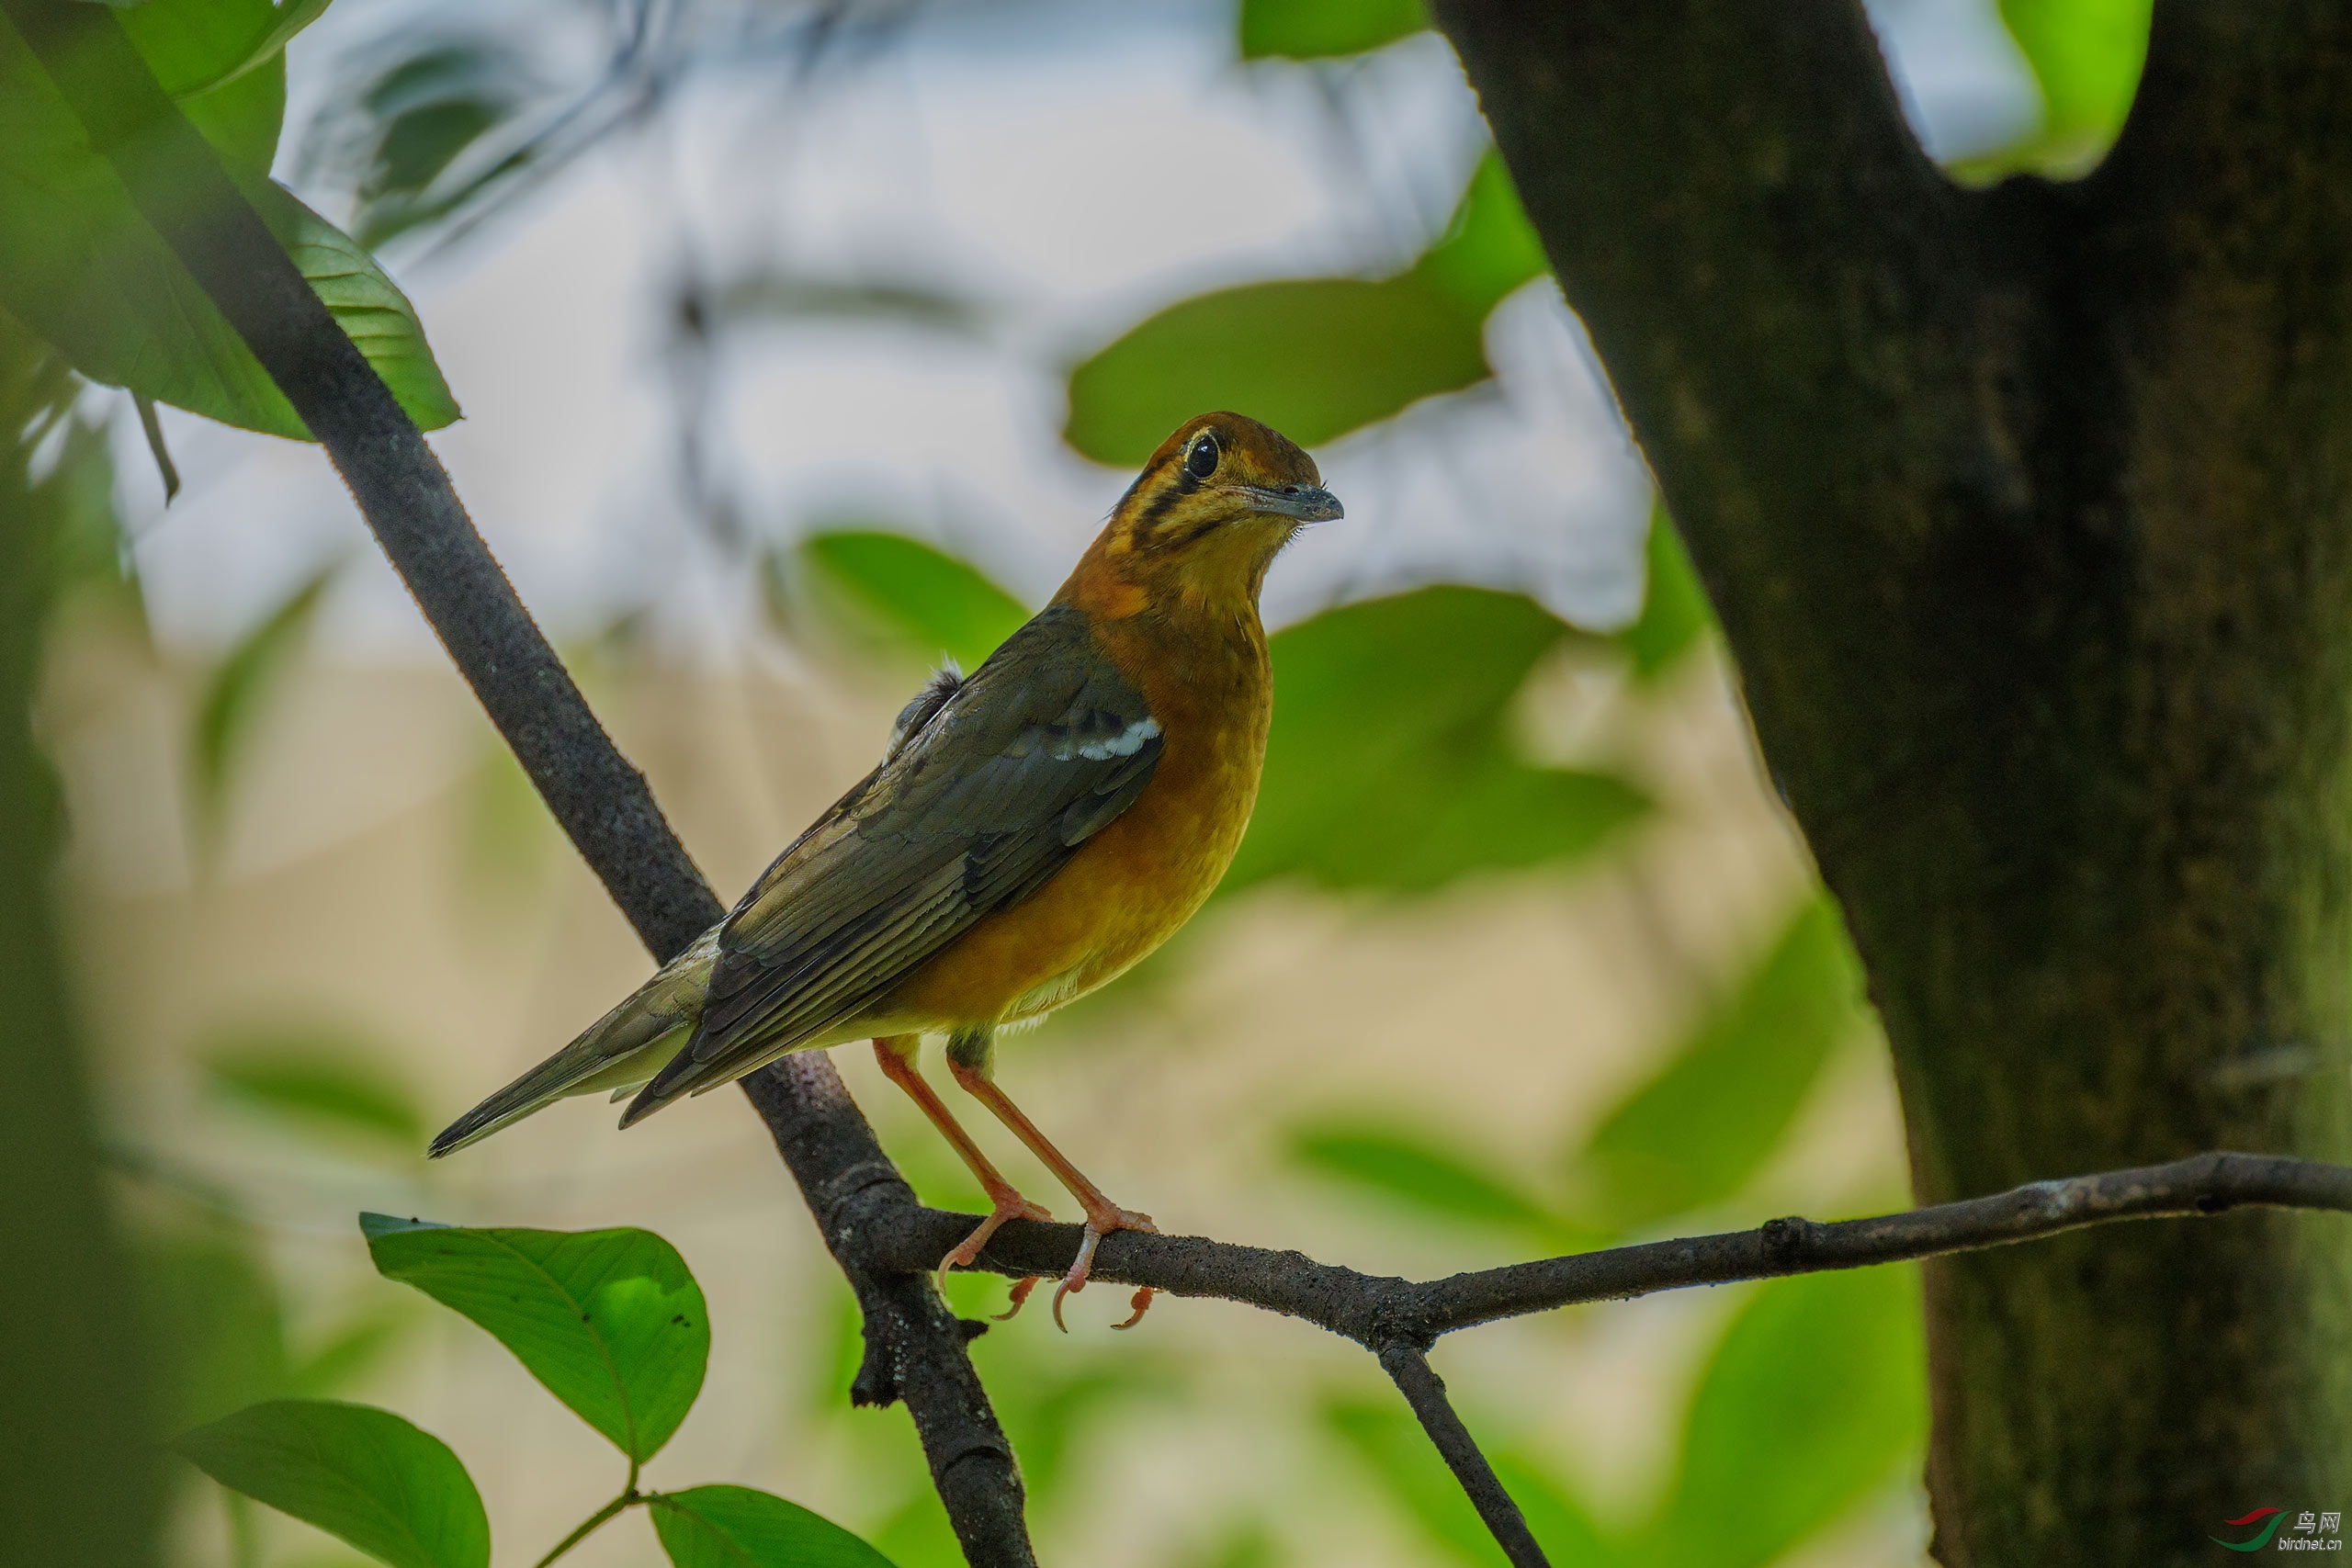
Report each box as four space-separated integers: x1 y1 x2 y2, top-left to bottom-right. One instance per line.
1620 505 1713 682
0 62 456 433
362 1215 708 1463
1287 1123 1581 1244
1230 587 1645 894
176 0 337 104
1238 0 1425 60
0 15 461 438
1572 897 1866 1230
650 1485 898 1568
114 0 287 172
1657 1269 1927 1568
798 530 1030 673
202 1029 425 1149
1998 0 2152 169
1063 154 1543 466
175 1400 489 1568
194 564 334 823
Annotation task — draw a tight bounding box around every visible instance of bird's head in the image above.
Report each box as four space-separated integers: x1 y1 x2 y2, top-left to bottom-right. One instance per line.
1067 412 1342 618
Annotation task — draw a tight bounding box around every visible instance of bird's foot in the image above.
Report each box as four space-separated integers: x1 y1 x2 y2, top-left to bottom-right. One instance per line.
992 1275 1042 1322
936 1190 1054 1303
1051 1204 1158 1333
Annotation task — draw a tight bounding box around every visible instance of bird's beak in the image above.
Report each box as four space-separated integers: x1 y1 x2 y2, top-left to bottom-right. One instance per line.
1235 482 1344 523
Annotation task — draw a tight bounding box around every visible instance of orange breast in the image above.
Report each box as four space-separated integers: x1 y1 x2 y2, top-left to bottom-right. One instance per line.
887 613 1271 1027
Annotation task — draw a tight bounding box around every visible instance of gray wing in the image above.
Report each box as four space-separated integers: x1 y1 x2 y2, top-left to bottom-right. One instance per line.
620 604 1161 1120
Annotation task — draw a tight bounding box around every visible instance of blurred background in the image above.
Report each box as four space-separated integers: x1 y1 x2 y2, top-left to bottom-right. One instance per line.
22 0 2152 1563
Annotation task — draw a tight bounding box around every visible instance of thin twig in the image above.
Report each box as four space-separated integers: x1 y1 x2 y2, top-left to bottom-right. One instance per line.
1380 1345 1551 1568
868 1150 2352 1345
4 6 1035 1563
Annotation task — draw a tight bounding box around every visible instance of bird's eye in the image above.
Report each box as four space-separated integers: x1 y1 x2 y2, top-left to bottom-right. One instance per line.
1184 434 1219 481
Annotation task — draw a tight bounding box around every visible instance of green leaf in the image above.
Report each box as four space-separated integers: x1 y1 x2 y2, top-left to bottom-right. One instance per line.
194 564 334 821
1997 0 2152 171
202 1028 425 1149
341 43 528 248
174 1400 490 1568
1657 1268 1927 1568
361 1215 708 1463
1287 1123 1589 1247
650 1485 899 1568
1572 897 1866 1230
1619 505 1713 682
1228 587 1645 894
177 0 337 104
1238 0 1426 61
1064 154 1541 467
0 11 461 439
114 0 287 172
797 531 1030 672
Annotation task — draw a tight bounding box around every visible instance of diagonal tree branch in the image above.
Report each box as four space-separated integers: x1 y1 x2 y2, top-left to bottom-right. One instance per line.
2 6 1035 1563
1380 1346 1550 1568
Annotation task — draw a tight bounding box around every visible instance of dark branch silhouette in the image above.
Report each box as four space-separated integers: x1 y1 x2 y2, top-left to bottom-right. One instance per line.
4 4 1033 1562
26 4 2352 1565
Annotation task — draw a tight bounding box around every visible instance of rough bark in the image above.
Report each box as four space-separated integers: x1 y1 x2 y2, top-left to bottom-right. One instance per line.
1431 0 2352 1560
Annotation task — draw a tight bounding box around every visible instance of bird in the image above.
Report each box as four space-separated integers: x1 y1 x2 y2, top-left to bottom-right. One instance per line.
429 412 1342 1329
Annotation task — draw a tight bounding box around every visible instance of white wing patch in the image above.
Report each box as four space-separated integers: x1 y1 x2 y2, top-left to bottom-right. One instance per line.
1056 715 1160 762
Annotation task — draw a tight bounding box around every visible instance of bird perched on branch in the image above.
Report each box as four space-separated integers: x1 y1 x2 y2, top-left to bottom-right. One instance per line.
431 412 1341 1328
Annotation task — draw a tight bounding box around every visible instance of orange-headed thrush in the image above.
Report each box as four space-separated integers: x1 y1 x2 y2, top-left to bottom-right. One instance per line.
431 412 1342 1327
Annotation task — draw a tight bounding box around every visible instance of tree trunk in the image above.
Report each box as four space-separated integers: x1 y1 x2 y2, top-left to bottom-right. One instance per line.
1431 2 2352 1560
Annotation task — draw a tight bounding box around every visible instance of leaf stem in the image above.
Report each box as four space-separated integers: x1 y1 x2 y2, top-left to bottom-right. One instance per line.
533 1488 640 1568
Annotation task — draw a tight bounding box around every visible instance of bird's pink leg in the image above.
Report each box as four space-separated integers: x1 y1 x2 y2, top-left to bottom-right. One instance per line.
946 1050 1159 1332
871 1037 1048 1317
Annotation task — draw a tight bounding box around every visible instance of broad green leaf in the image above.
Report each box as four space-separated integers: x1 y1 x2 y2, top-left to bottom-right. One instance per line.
1287 1123 1589 1247
1572 897 1866 1230
651 1484 898 1568
194 564 334 822
1620 505 1713 682
202 1028 424 1148
1064 155 1542 466
177 0 337 103
1239 0 1425 61
798 530 1030 672
1657 1269 1927 1568
1998 0 2151 171
1229 587 1645 894
1066 274 1485 467
175 1400 489 1568
362 1215 708 1463
0 13 461 438
114 0 286 173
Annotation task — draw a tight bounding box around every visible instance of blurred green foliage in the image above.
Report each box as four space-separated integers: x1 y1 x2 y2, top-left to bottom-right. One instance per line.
192 562 336 846
1238 0 1426 62
797 529 1031 675
1572 897 1867 1231
0 0 459 436
1993 0 2153 174
1065 155 1545 466
201 1027 427 1151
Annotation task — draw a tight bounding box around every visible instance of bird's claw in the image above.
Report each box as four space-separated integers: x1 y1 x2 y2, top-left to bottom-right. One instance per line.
992 1275 1042 1321
1050 1207 1158 1332
935 1190 1054 1299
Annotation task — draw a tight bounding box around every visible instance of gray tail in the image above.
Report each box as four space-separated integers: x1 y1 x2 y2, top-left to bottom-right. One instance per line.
428 926 720 1156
